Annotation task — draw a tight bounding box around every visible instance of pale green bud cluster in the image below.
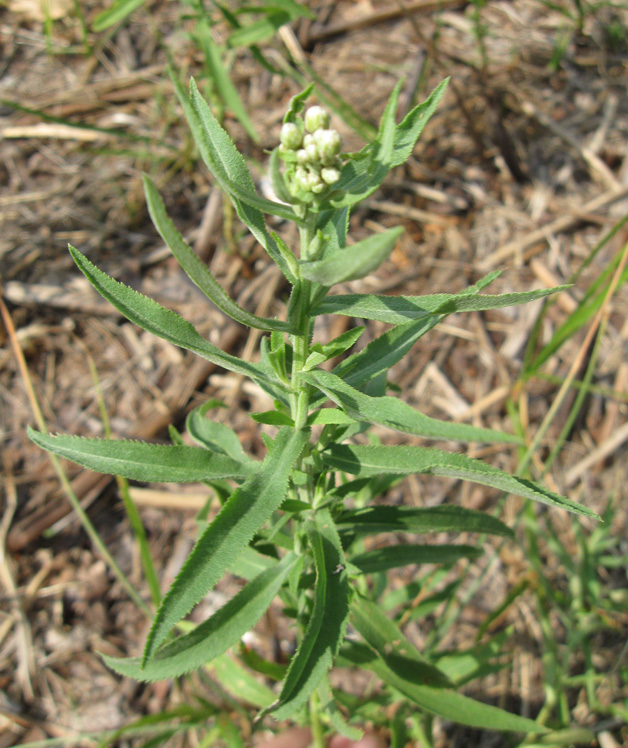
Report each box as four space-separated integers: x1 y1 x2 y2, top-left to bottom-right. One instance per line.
278 105 343 202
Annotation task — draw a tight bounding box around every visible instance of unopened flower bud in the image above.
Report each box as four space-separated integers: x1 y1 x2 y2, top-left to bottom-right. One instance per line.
304 143 319 162
294 167 309 191
321 166 341 185
296 148 309 165
314 129 342 164
304 105 330 133
280 122 302 151
303 133 316 148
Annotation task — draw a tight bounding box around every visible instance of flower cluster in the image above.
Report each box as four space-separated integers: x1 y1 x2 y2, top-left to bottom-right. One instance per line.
279 105 343 200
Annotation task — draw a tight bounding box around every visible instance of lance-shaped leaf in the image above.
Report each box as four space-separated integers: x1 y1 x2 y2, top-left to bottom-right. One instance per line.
69 246 284 389
350 544 482 574
304 369 520 445
143 427 309 664
310 272 514 407
268 509 350 719
322 444 598 518
188 79 297 223
351 596 451 688
170 73 295 281
313 286 569 325
27 428 257 483
328 79 448 210
104 552 298 681
347 597 545 733
336 505 513 539
300 227 402 286
143 177 294 333
391 78 449 167
186 407 251 464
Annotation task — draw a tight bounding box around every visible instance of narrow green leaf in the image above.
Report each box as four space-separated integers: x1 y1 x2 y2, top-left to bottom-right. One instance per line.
92 0 145 31
251 410 295 426
186 406 251 464
350 596 452 688
143 177 294 333
27 428 256 483
392 78 449 167
170 71 295 279
226 10 291 48
336 505 513 539
350 544 482 574
347 599 545 732
323 444 598 518
229 546 278 581
210 653 275 708
313 286 569 325
143 427 309 664
315 207 350 261
104 553 298 681
307 409 357 426
196 21 258 142
305 369 520 444
301 227 402 286
269 508 350 719
68 245 283 388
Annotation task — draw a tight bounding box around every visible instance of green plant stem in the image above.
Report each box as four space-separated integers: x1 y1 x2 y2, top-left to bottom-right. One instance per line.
309 692 326 748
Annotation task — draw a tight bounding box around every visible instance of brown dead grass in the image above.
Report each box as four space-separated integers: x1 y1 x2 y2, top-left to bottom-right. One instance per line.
1 1 627 746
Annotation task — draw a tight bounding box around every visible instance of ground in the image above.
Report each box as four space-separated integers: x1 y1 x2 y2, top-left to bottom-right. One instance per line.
0 1 627 746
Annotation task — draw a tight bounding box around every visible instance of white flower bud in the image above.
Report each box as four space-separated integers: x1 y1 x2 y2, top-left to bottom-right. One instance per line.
304 105 330 133
279 122 302 151
294 167 309 191
304 143 319 162
296 148 309 164
303 133 316 148
321 167 341 185
314 129 342 164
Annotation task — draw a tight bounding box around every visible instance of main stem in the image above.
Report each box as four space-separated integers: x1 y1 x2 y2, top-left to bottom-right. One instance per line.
289 217 316 431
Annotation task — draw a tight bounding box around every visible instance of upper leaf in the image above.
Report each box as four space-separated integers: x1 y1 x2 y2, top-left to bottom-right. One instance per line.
170 72 296 280
322 444 598 518
336 505 513 538
300 227 402 286
143 176 295 333
28 428 257 483
143 427 309 664
350 544 482 574
104 552 299 681
68 246 284 389
327 79 448 210
269 508 350 719
391 78 450 167
313 286 570 325
304 369 520 445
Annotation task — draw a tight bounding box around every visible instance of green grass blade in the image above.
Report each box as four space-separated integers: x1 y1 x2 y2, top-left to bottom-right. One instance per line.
301 227 402 286
68 245 283 387
92 0 146 31
322 444 598 518
196 20 259 142
269 508 350 719
143 177 294 332
336 505 513 538
304 369 520 444
27 428 257 483
104 552 298 681
313 286 569 325
350 544 482 574
142 427 309 663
